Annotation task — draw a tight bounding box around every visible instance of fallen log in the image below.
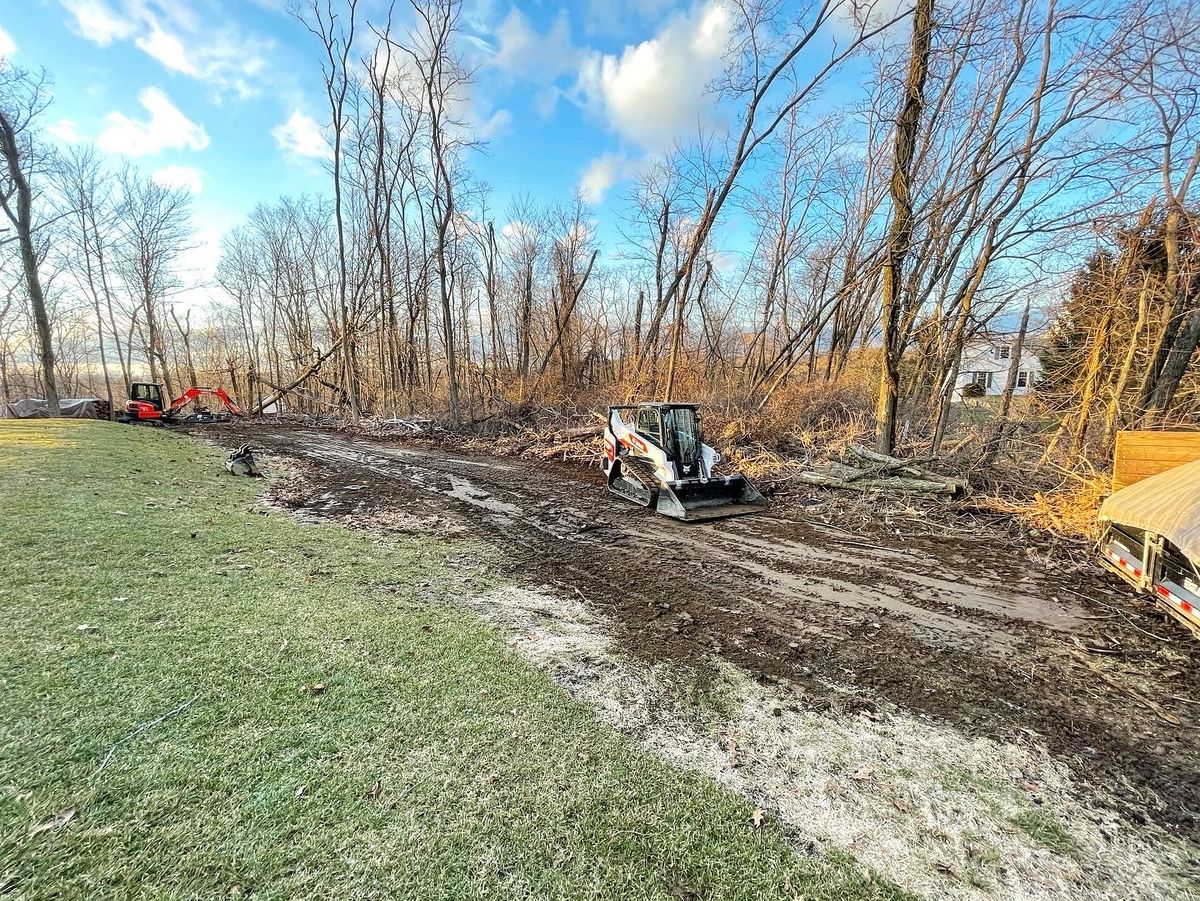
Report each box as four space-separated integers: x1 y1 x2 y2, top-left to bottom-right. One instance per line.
531 442 599 460
797 471 959 496
844 445 934 480
823 461 871 481
844 444 971 494
251 339 344 415
377 418 424 433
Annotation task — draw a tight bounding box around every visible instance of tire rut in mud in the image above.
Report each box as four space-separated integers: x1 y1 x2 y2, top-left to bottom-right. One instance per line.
194 422 1200 840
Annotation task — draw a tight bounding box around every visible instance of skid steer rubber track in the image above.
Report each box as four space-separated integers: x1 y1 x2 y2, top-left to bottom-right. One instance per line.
608 456 659 508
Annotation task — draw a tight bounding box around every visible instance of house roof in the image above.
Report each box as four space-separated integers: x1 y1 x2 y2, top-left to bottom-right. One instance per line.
966 330 1046 344
963 334 1048 357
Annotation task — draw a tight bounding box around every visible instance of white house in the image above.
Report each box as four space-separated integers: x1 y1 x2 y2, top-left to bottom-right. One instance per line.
954 335 1041 400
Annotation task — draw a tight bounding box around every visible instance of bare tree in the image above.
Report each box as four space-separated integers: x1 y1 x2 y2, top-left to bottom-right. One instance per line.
538 196 598 384
58 146 120 415
876 0 934 453
298 0 364 420
116 170 192 399
1123 6 1200 423
501 196 548 385
648 0 910 400
395 0 474 423
0 65 60 414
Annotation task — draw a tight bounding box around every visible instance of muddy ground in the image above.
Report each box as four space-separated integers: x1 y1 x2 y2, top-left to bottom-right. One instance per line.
193 422 1199 849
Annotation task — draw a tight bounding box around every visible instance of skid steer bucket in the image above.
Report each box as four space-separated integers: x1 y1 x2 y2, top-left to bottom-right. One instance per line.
655 475 767 522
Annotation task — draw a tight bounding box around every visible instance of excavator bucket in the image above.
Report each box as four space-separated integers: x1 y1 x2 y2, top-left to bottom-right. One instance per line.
655 474 767 522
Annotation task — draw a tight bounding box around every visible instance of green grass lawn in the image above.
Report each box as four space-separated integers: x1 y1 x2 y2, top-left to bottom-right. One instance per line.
0 420 908 900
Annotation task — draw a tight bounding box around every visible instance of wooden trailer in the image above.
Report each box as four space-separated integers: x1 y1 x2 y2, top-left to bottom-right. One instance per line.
1099 457 1200 639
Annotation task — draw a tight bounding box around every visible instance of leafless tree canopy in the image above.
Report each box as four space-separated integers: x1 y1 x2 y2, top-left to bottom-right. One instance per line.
1 0 1198 465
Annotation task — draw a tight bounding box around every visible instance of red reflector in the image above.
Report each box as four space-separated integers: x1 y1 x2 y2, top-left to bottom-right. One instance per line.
1157 585 1170 598
1183 601 1194 614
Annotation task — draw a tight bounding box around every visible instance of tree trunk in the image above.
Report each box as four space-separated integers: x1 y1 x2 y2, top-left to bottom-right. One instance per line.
1071 308 1113 454
1101 273 1151 452
538 250 598 379
633 288 645 362
0 106 60 415
171 307 199 387
665 261 712 401
875 0 934 453
998 301 1031 422
1144 309 1200 420
1136 207 1182 422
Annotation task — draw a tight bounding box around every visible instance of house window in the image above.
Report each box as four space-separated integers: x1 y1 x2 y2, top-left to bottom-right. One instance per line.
1017 371 1032 389
994 344 1011 361
968 372 993 389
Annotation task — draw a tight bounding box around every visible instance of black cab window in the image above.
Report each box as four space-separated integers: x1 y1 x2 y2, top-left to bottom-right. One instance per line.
636 408 661 442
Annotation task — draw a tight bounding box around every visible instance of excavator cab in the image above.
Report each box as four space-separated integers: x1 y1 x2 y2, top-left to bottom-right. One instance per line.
604 402 766 521
130 382 164 411
120 382 167 422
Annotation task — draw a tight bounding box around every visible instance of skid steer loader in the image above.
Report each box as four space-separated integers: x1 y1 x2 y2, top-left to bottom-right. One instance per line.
602 403 766 521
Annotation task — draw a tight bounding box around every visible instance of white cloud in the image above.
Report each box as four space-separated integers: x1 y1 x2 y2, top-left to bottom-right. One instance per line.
135 21 198 77
154 24 269 98
152 164 203 194
59 1 272 97
0 23 16 59
485 7 580 119
172 213 236 313
534 85 562 119
97 88 210 156
492 8 579 80
711 248 741 274
475 108 512 140
46 118 82 144
576 1 732 150
272 111 331 161
60 0 136 45
500 219 537 243
579 154 632 204
462 0 497 33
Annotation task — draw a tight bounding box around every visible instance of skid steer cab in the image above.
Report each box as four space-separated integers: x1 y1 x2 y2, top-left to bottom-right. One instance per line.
602 402 766 522
118 382 244 425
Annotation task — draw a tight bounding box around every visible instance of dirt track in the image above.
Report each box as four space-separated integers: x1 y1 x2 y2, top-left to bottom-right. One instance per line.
196 422 1199 840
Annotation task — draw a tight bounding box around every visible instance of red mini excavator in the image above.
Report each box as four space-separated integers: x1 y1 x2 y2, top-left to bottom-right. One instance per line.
118 382 244 425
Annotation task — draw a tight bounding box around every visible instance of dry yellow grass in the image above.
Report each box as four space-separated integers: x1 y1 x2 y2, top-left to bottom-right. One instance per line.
982 476 1111 541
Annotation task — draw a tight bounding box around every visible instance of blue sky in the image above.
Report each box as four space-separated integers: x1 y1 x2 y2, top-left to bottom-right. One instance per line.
0 0 758 301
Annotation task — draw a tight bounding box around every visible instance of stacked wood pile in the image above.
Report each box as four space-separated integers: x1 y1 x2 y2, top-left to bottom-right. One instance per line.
1112 429 1200 490
797 445 971 498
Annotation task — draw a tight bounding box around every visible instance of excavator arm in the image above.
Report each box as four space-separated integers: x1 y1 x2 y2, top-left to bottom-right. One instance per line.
165 387 243 417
